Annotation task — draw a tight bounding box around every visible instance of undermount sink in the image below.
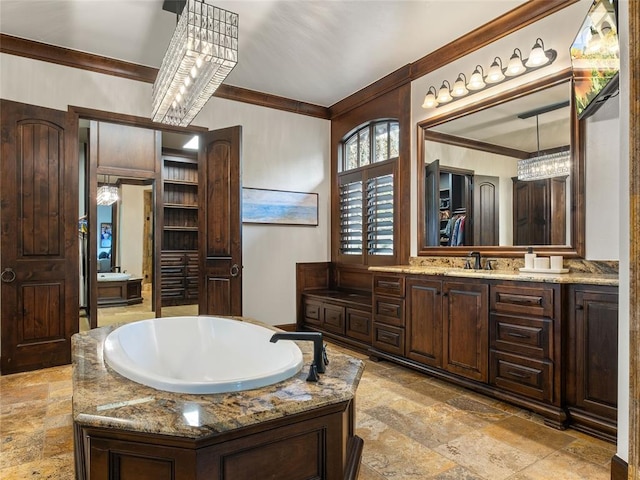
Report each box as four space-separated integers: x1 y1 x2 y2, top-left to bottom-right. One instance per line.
103 316 303 394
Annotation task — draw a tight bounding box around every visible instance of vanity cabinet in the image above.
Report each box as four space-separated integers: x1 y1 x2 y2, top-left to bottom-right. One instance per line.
444 281 488 382
566 284 618 442
406 277 442 367
383 276 488 382
489 282 563 425
372 274 405 355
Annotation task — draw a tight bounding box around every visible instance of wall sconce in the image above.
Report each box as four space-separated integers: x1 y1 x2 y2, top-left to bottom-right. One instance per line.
436 80 453 104
451 73 469 98
422 39 557 109
466 65 486 91
421 86 438 109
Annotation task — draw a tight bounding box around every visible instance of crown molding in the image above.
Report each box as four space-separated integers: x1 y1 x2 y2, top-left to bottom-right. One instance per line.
0 33 330 120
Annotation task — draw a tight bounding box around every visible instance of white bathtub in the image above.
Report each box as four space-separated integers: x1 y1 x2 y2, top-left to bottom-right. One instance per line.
103 316 304 394
97 272 131 282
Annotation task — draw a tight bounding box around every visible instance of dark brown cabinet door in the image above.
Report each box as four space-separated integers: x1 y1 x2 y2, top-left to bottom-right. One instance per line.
406 277 442 367
567 285 618 439
442 281 488 382
1 100 78 374
512 177 566 246
198 126 242 316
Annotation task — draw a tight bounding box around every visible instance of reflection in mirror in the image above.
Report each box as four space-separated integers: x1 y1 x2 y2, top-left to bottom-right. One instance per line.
79 119 200 331
95 175 153 323
418 71 583 257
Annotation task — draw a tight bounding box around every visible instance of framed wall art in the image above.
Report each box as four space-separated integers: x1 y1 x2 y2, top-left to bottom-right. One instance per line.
242 188 318 226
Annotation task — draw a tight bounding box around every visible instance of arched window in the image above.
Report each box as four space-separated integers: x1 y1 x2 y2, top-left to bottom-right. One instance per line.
338 120 399 262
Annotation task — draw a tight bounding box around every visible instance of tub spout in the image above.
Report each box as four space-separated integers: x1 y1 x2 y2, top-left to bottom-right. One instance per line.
270 332 325 374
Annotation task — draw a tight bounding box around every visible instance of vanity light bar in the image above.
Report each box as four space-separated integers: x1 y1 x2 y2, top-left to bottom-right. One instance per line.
422 38 557 109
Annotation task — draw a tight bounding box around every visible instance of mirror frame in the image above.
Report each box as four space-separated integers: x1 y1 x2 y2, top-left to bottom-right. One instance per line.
417 68 585 258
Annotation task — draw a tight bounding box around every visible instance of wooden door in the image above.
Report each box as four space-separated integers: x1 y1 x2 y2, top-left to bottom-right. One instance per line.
473 175 499 246
198 126 242 316
406 277 442 367
0 100 78 374
442 280 488 382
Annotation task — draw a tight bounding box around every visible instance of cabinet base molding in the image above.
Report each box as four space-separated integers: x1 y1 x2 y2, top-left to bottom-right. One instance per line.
369 347 568 430
567 407 616 443
610 454 627 480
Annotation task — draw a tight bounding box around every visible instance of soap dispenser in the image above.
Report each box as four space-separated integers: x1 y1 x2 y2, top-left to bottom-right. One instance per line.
524 247 536 270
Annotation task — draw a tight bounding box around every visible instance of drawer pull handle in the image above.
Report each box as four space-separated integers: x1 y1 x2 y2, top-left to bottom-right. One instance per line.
507 370 530 379
379 303 398 313
506 332 529 339
575 305 584 310
499 294 542 306
378 280 400 289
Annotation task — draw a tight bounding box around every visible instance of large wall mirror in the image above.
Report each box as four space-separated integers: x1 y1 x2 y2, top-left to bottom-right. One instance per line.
417 69 584 257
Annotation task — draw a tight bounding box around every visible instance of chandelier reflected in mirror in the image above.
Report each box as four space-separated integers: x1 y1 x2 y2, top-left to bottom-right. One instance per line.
152 0 238 126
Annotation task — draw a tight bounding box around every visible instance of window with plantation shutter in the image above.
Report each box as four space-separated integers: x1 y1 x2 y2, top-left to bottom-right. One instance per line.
366 171 394 255
339 175 363 255
338 120 398 264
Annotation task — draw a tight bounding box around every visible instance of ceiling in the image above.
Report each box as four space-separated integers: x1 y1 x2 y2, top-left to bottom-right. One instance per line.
0 0 530 108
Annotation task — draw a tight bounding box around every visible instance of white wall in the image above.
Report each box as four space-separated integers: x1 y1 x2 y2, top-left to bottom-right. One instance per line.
616 0 630 464
0 53 331 327
118 184 148 279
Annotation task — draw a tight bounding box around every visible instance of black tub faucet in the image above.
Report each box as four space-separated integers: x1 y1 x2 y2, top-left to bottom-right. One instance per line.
270 331 326 374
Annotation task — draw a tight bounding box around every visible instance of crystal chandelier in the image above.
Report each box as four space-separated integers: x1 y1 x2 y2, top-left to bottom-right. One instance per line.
152 0 238 126
517 150 571 181
96 185 119 206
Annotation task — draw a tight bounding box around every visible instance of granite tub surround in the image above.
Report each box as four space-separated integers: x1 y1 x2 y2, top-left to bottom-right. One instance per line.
72 319 364 438
369 256 619 285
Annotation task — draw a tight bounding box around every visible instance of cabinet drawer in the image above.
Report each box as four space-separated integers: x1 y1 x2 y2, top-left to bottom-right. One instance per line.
372 323 405 356
322 304 345 335
302 299 322 326
374 296 405 327
491 284 554 318
373 275 405 297
346 308 371 343
490 314 551 359
490 351 553 403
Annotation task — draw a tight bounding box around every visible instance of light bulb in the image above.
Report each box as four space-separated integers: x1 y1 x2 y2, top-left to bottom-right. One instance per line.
505 49 525 77
467 66 486 91
451 74 469 98
525 38 549 67
436 82 452 104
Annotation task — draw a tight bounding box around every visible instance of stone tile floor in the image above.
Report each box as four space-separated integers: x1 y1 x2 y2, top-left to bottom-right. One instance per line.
0 346 615 479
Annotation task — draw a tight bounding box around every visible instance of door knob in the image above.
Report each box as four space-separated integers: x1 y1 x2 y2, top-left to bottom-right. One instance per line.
1 268 16 283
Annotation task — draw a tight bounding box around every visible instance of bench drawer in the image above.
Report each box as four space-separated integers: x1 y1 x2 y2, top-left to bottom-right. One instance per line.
322 304 345 335
302 299 322 326
346 308 371 343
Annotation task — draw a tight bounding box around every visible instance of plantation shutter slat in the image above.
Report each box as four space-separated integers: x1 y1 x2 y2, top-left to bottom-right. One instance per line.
366 172 394 255
339 177 364 255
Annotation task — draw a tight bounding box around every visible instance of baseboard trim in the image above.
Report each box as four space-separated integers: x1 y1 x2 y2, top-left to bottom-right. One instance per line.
610 454 628 480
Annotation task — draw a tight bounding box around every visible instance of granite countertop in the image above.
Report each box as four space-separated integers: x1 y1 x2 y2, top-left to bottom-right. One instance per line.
72 319 364 440
369 265 619 286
